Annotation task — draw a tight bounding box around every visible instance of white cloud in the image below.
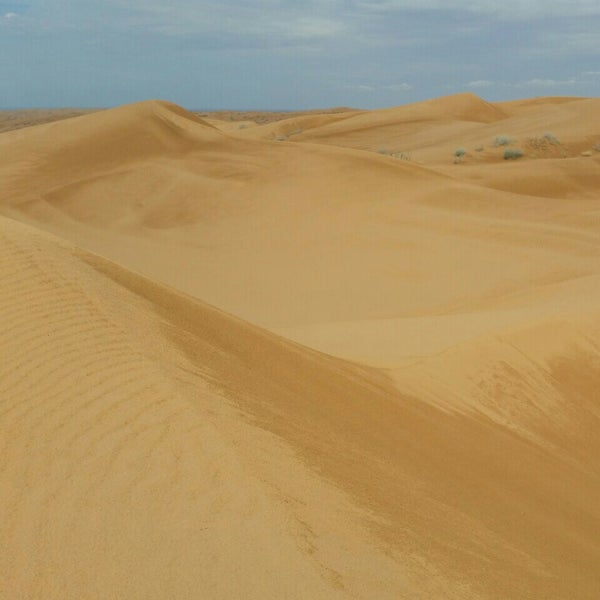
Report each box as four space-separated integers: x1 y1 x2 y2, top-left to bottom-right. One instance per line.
5 0 350 41
467 79 493 88
106 1 349 40
348 84 375 92
3 12 18 19
384 83 412 91
285 17 345 39
514 78 578 87
346 82 412 93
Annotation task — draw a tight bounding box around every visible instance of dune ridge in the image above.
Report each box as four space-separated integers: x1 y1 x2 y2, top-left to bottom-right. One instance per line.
2 214 599 599
259 94 600 170
0 216 415 599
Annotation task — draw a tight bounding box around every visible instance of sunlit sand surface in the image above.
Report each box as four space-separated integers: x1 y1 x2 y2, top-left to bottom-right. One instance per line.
1 94 599 598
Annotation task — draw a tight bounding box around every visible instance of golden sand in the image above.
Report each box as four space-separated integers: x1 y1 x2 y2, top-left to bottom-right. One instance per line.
1 94 599 598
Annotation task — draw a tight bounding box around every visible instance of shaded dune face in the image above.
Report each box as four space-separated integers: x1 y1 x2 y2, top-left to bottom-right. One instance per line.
1 95 600 599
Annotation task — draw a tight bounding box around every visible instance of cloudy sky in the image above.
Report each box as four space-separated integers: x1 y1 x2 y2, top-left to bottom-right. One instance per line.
1 0 599 109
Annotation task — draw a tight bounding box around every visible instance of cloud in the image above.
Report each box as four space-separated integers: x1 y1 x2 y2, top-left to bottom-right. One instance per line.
514 78 578 88
384 83 413 91
466 80 494 88
355 0 600 18
105 1 349 40
283 17 346 39
2 0 598 109
346 82 412 93
540 32 600 54
0 1 320 38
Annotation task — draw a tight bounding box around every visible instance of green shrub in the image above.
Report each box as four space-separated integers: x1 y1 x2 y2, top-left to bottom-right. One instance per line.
494 135 513 146
503 148 524 160
453 147 466 164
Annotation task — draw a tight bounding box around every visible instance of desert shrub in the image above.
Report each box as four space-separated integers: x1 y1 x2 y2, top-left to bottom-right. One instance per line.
377 148 391 155
527 133 562 152
543 132 560 145
503 148 524 160
474 145 484 152
393 151 411 161
493 135 513 146
275 135 287 141
453 147 466 164
594 142 600 152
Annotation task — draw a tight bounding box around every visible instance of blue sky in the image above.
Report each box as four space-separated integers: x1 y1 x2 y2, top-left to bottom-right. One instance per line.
1 0 599 109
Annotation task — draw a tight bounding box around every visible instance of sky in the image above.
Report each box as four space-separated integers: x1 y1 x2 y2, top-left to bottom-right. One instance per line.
1 0 599 109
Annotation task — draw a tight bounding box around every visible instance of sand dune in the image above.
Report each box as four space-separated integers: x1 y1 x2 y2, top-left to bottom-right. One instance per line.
239 92 506 148
0 108 99 134
1 94 599 598
0 216 413 599
253 93 600 169
232 110 365 141
2 215 599 599
3 97 598 336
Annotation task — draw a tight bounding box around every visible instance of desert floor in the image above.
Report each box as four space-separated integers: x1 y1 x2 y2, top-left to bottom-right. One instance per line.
1 93 599 599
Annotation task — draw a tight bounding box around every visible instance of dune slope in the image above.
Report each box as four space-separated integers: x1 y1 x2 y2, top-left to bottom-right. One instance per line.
2 98 598 342
0 216 413 599
1 215 600 599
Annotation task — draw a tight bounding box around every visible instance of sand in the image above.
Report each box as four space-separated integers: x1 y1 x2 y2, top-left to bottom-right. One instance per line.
0 94 599 599
0 108 99 134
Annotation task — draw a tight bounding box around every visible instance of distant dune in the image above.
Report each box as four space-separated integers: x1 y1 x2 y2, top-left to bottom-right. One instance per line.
0 108 103 133
1 93 599 598
0 105 357 134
